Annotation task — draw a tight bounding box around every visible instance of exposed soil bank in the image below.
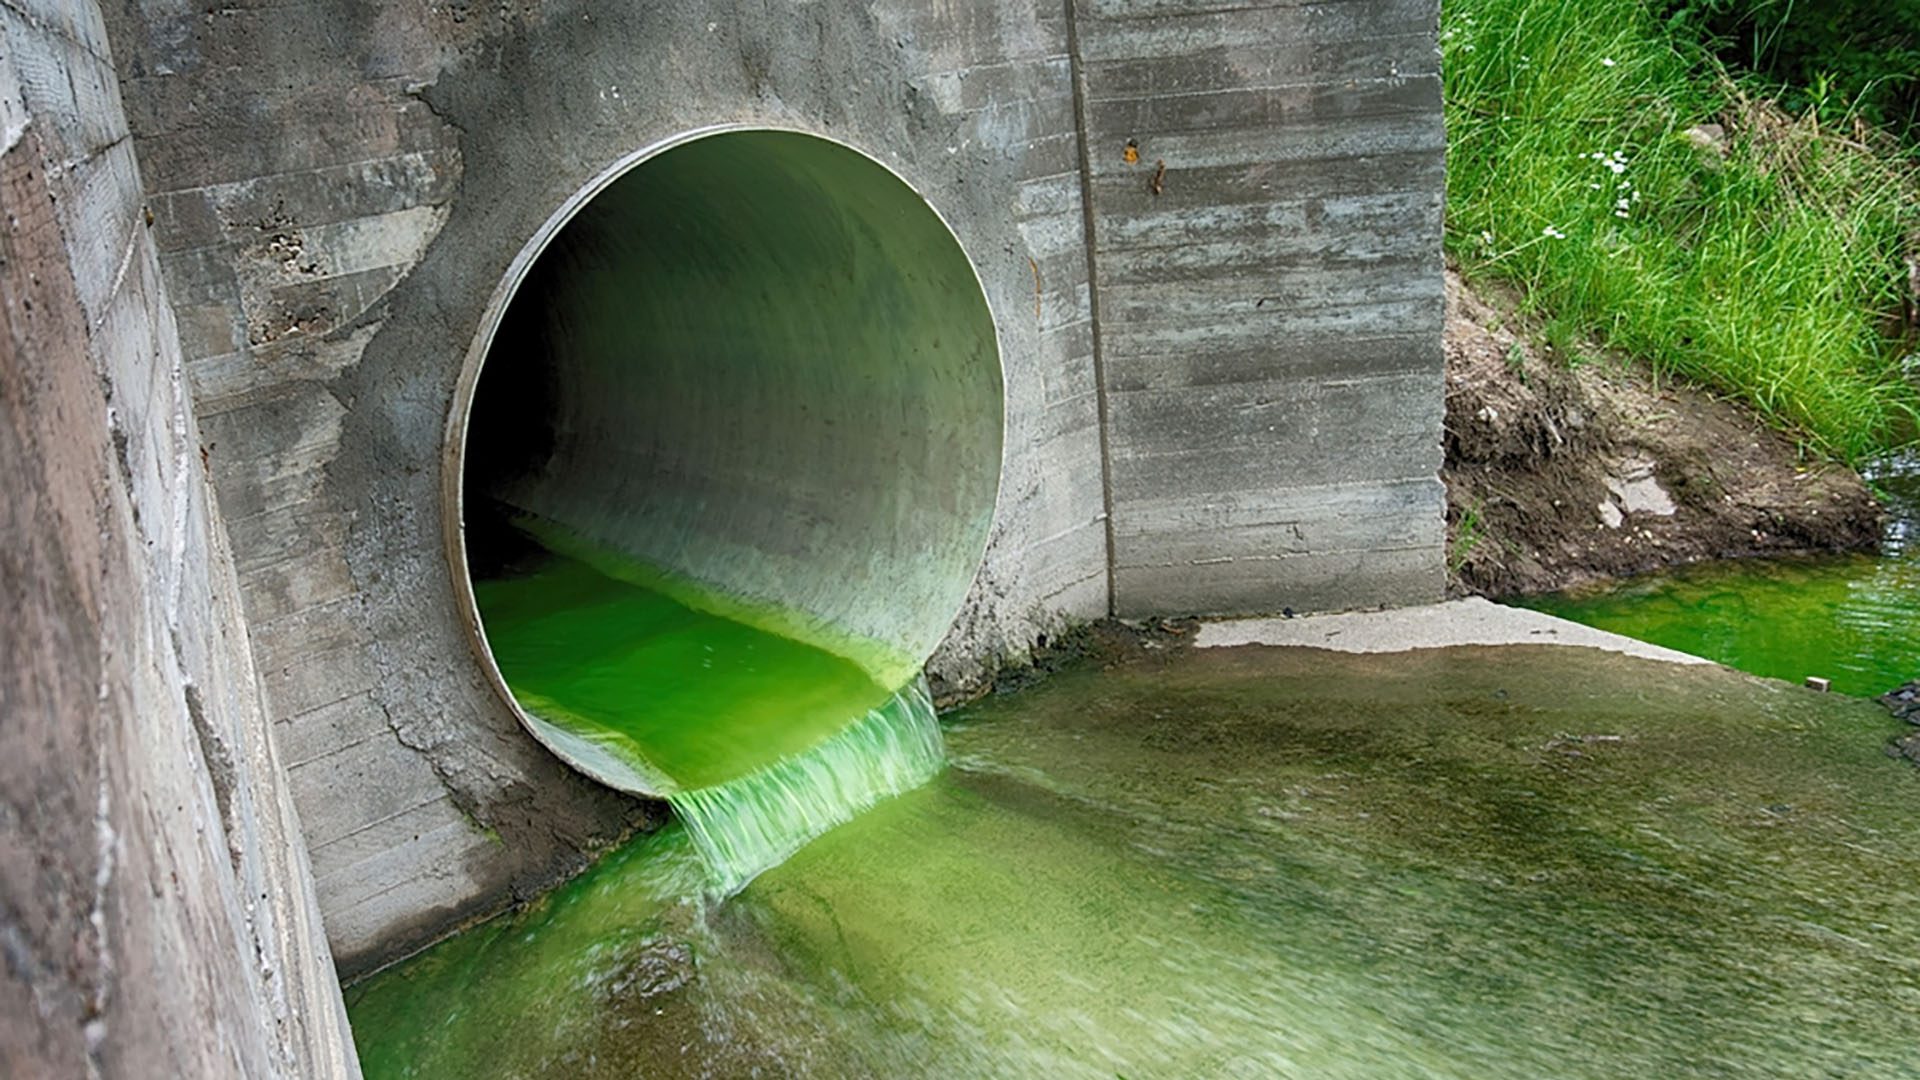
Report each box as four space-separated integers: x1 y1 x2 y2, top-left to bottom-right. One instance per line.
1443 270 1884 598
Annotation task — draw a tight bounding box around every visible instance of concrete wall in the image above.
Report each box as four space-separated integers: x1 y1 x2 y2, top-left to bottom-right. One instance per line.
1073 0 1447 615
96 0 1445 971
0 2 354 1074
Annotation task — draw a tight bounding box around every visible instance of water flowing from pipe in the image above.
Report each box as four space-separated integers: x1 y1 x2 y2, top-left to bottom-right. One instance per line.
668 678 945 895
471 522 949 891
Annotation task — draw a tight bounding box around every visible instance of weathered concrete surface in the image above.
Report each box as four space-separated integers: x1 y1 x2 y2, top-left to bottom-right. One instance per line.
1196 598 1713 666
99 0 1448 968
1073 0 1448 615
0 3 355 1074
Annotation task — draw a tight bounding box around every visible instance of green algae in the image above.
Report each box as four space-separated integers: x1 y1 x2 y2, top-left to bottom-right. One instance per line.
1526 552 1920 696
471 525 947 892
510 514 920 692
347 643 1920 1078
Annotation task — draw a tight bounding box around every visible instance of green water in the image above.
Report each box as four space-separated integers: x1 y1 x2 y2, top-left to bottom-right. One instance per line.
1527 455 1918 696
347 644 1920 1077
670 679 944 895
473 529 944 891
473 545 894 793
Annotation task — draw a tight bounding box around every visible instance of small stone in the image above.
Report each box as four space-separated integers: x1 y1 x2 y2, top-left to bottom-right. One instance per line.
1878 680 1920 723
1605 460 1676 516
1889 730 1920 765
1686 123 1726 153
1597 500 1623 529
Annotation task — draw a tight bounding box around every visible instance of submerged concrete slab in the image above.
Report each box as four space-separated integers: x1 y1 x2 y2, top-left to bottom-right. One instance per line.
1195 597 1713 666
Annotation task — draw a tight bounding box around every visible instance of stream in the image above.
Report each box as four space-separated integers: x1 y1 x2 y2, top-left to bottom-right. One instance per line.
347 644 1919 1077
1528 453 1918 697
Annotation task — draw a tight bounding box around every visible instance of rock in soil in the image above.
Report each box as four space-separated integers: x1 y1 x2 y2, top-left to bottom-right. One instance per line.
1442 269 1883 598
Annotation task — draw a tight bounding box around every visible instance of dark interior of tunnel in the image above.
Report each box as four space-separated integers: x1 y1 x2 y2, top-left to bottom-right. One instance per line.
462 231 567 583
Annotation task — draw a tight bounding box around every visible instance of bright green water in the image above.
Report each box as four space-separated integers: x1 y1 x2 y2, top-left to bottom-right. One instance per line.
473 532 942 891
670 679 944 895
1527 455 1918 696
347 644 1920 1078
473 547 894 793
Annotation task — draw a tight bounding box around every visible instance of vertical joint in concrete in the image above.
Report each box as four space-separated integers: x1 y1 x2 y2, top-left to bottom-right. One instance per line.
1060 0 1120 618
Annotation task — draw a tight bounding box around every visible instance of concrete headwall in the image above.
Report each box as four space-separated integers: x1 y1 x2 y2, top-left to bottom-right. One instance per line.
97 0 1445 971
0 3 354 1074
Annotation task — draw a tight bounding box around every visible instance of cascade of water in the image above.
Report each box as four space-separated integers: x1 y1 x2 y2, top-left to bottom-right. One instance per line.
668 677 945 895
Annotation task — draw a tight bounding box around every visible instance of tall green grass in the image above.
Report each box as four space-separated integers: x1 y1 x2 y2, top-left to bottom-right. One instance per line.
1444 0 1920 461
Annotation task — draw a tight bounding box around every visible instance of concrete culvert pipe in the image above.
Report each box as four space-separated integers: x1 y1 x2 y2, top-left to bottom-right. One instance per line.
448 129 1003 797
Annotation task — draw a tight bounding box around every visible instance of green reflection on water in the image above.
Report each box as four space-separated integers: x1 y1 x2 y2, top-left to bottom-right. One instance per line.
1524 459 1917 697
347 645 1920 1078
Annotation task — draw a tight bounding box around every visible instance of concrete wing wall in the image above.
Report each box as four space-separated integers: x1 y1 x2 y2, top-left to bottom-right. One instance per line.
0 2 354 1075
1071 0 1448 615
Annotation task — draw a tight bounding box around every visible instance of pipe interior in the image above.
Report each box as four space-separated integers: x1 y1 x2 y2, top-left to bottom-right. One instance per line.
460 130 1002 794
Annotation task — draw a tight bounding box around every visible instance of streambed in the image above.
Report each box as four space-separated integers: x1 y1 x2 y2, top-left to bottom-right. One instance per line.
347 643 1919 1077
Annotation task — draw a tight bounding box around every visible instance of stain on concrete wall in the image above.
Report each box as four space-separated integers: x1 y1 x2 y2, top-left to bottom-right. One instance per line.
0 3 354 1074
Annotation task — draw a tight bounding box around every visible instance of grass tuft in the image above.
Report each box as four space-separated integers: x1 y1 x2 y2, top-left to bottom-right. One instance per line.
1444 0 1920 462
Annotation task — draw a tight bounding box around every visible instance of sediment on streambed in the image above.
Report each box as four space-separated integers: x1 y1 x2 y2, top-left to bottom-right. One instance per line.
1442 270 1885 598
346 642 1920 1079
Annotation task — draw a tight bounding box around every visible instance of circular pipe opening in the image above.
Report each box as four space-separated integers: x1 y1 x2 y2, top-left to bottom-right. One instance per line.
447 129 1003 795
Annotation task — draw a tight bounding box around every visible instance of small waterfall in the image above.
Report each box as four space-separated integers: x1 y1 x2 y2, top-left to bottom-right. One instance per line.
668 678 945 895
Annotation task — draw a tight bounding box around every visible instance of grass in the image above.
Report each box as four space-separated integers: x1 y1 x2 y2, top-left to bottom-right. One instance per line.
1449 501 1484 576
1443 0 1920 462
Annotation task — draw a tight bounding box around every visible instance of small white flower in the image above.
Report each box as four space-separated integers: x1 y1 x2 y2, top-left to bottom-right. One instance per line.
1480 230 1495 246
1542 225 1567 240
1601 57 1617 67
1615 209 1630 218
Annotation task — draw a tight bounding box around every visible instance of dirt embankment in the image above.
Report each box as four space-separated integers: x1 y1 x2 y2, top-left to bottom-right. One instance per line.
1443 270 1883 598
